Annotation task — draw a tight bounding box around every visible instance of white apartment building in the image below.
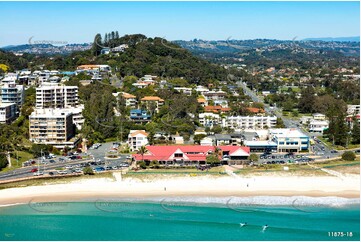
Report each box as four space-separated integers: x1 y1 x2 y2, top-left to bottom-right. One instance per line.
347 105 360 115
127 130 149 151
223 116 277 131
36 83 79 109
0 83 24 108
29 109 77 148
0 73 17 84
199 112 222 128
269 128 309 152
308 120 329 133
0 103 17 124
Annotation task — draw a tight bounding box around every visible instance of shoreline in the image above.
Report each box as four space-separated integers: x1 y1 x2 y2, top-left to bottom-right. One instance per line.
0 174 359 206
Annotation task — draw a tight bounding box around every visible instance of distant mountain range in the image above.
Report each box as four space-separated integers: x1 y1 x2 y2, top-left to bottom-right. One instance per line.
1 37 359 55
303 36 360 42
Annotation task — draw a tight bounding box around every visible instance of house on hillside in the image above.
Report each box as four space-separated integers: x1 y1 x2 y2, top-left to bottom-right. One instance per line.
127 130 149 151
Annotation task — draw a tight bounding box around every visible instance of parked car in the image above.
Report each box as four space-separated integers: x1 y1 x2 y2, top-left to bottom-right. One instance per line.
31 168 38 173
33 172 44 176
330 150 338 154
48 171 55 176
58 170 67 175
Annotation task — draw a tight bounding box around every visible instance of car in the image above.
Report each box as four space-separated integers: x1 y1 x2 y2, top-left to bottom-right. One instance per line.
105 166 112 170
31 168 38 173
74 168 82 173
266 161 271 164
330 150 338 154
260 155 265 159
271 161 276 164
271 156 275 159
267 156 271 159
49 159 56 163
48 171 55 176
65 165 73 169
321 147 325 151
316 151 325 156
126 155 132 159
33 172 44 176
355 150 360 154
59 158 65 162
58 170 67 175
112 166 118 170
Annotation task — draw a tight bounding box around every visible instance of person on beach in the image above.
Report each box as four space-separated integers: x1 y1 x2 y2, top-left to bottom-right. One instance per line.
164 187 166 191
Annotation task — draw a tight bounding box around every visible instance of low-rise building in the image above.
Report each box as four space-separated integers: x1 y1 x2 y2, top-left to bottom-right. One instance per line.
127 130 149 151
223 116 277 131
130 109 151 122
244 140 278 153
0 103 17 124
29 109 77 148
269 128 309 152
203 90 227 100
308 120 329 133
132 145 250 165
140 96 164 113
204 105 231 114
215 134 232 146
312 113 326 121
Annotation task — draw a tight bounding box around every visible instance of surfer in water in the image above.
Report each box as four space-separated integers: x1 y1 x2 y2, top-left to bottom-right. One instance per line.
240 222 247 227
262 225 268 231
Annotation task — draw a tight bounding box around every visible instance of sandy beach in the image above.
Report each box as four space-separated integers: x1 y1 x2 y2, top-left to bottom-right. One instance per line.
0 172 359 206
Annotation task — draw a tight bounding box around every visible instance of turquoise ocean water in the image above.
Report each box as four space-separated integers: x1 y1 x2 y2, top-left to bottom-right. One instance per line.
0 196 359 241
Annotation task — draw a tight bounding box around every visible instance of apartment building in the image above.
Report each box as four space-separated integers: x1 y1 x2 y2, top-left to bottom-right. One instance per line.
0 83 24 108
224 116 277 131
199 112 222 128
36 83 79 109
127 130 149 151
29 109 76 148
0 103 17 124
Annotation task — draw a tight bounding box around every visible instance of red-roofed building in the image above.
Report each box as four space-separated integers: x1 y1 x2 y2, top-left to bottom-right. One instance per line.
132 145 250 165
204 105 231 114
246 107 265 115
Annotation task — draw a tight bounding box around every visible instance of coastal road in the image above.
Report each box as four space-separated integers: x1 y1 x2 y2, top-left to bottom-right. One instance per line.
236 81 338 159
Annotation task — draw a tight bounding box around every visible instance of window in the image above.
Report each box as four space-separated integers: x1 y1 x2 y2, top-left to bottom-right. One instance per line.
174 153 183 158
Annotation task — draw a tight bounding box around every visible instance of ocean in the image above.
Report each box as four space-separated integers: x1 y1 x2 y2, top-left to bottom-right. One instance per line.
0 196 359 241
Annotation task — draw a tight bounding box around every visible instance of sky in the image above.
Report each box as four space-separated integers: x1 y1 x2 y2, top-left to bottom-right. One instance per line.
0 1 359 46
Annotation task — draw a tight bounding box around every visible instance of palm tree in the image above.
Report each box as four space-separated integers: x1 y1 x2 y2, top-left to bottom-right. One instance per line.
137 146 148 168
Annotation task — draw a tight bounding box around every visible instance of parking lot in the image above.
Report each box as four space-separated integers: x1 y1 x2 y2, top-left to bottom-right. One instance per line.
257 153 314 165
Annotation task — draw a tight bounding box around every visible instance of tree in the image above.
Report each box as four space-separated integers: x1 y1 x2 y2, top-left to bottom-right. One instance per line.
137 146 148 167
83 166 94 175
206 154 220 166
0 153 8 171
298 87 316 113
342 151 356 161
275 118 285 128
92 33 102 56
193 134 207 144
249 154 259 162
351 116 360 145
